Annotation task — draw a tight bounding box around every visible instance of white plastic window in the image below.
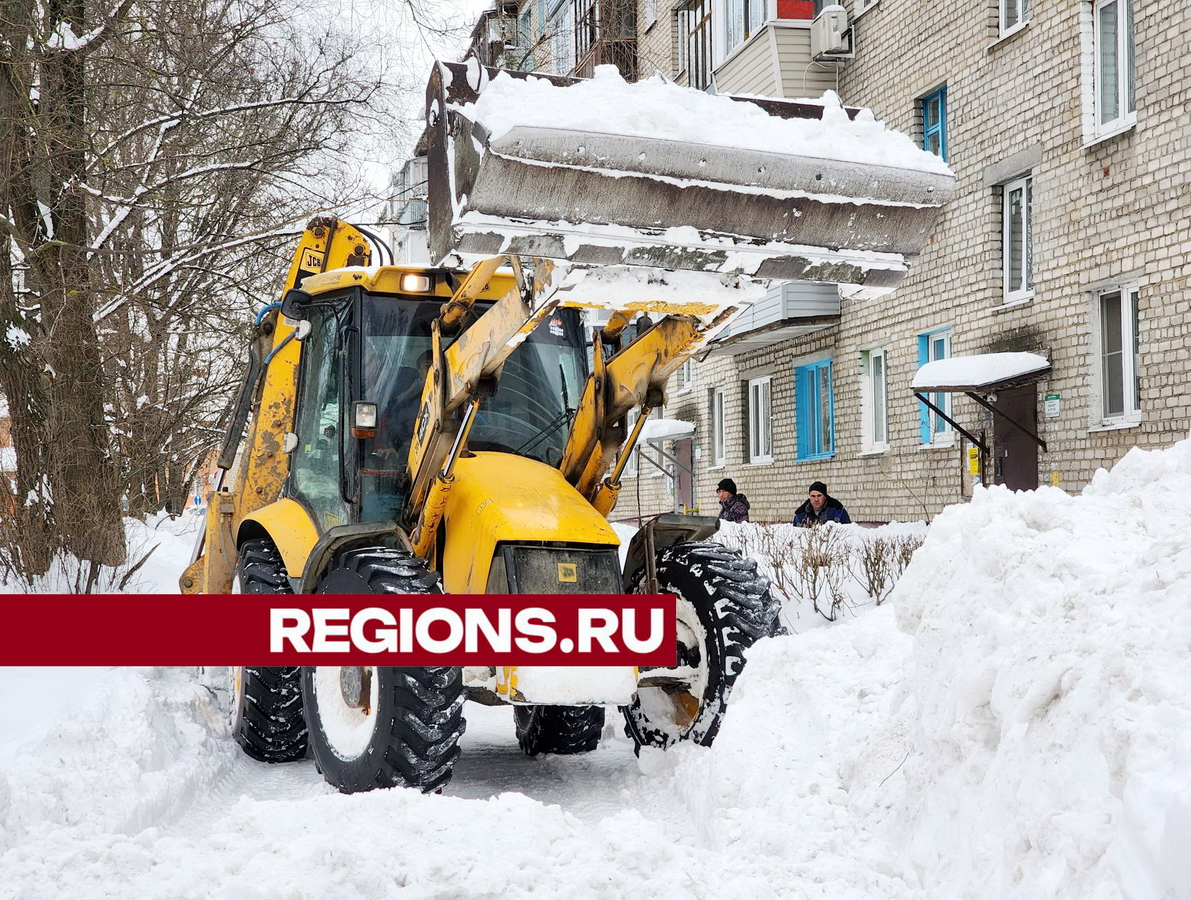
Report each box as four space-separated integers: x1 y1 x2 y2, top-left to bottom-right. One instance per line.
861 348 888 452
1097 285 1140 423
711 388 726 466
747 376 772 463
1093 0 1135 133
1001 0 1029 37
1002 176 1033 304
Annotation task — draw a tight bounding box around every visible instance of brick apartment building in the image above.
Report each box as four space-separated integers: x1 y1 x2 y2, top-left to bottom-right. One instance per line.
431 0 1185 525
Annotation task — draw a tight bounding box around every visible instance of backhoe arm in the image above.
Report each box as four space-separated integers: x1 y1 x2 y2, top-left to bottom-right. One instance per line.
179 217 372 594
559 304 737 514
403 258 564 555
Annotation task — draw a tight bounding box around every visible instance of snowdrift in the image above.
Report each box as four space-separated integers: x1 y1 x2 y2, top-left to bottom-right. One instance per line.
690 438 1191 898
3 441 1191 898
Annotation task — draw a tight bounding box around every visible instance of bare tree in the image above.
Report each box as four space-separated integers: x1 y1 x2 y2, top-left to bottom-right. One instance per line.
0 0 398 577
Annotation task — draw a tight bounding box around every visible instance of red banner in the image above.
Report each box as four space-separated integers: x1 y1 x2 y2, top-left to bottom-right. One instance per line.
0 594 677 665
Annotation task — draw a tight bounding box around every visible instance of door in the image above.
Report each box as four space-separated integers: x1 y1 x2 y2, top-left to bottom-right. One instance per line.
991 385 1039 491
674 438 694 513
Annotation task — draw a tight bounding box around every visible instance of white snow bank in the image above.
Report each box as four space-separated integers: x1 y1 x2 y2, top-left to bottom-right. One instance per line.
648 608 920 897
0 668 235 854
888 439 1191 898
0 512 200 594
639 417 695 441
467 67 953 176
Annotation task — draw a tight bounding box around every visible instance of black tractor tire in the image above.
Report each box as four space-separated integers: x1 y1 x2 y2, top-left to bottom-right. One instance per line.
623 541 779 752
514 705 605 756
302 547 466 794
230 539 307 763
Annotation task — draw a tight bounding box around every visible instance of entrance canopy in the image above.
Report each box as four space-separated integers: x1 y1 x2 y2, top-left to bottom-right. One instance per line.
911 352 1051 454
911 351 1051 393
639 418 696 443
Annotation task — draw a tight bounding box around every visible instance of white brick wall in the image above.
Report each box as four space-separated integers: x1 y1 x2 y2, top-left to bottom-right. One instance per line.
614 0 1191 525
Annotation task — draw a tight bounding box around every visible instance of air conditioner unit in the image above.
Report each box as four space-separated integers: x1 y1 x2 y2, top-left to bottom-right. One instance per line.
811 5 851 59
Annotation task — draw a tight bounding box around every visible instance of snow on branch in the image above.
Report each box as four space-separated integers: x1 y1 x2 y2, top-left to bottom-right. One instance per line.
39 0 135 57
92 224 301 323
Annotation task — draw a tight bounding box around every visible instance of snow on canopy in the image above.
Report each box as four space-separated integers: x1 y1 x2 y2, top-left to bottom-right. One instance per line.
912 351 1051 391
639 417 695 442
466 66 953 177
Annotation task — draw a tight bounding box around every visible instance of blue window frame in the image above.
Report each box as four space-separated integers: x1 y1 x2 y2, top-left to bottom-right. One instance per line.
917 330 952 443
922 87 947 160
795 360 834 460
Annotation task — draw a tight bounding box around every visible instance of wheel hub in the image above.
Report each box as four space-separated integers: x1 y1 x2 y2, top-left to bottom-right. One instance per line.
339 666 372 711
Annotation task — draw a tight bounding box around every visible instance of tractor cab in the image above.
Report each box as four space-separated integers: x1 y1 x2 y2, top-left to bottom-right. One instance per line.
281 266 589 531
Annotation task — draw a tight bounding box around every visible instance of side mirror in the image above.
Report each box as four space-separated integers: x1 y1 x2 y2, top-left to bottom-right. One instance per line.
281 287 313 321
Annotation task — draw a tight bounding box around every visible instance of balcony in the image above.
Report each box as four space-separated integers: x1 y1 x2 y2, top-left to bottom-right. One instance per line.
707 281 840 356
713 20 838 99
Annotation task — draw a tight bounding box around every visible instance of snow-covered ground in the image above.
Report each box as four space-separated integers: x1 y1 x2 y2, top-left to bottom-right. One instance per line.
4 439 1191 898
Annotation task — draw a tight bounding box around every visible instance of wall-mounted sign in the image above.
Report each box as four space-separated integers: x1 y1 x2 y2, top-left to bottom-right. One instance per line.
1044 393 1061 418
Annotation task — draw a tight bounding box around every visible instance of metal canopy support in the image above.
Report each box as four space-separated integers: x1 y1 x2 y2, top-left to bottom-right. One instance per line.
636 440 696 515
913 392 988 453
965 391 1048 451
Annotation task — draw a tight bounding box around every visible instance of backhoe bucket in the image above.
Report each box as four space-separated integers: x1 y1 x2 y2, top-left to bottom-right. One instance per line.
425 62 954 296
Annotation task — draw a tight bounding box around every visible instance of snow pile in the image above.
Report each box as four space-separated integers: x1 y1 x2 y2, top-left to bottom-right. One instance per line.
657 439 1191 898
0 668 234 855
649 607 919 898
556 265 771 317
884 441 1191 898
467 67 952 176
4 440 1191 897
0 512 200 594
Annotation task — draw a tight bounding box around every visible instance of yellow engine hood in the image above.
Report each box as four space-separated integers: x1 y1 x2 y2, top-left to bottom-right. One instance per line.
440 452 619 593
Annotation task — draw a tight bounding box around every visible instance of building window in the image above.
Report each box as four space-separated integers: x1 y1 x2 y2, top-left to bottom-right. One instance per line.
726 0 765 54
1093 0 1135 133
519 5 535 50
861 348 888 453
747 376 772 463
922 86 947 161
795 360 833 460
574 0 596 63
549 0 576 75
674 359 693 393
1096 285 1140 422
918 330 952 444
644 0 658 29
623 405 663 477
678 0 713 89
1002 175 1032 304
711 388 726 466
1000 0 1028 37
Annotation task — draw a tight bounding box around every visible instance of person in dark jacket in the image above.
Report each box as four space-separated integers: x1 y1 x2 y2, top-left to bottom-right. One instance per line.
793 480 851 527
716 478 751 523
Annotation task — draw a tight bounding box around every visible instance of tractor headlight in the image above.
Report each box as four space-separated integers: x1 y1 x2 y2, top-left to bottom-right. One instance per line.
400 274 432 293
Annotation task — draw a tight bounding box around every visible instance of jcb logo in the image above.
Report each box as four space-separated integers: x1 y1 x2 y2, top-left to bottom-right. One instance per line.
557 563 578 583
300 248 325 271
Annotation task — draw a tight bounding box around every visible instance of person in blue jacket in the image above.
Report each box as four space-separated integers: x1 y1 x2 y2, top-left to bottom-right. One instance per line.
793 481 851 527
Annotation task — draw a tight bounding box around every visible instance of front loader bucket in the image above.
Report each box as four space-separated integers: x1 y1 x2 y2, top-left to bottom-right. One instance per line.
425 61 954 296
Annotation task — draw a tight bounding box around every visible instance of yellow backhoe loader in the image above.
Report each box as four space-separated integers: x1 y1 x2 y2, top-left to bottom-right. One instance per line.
182 62 953 793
